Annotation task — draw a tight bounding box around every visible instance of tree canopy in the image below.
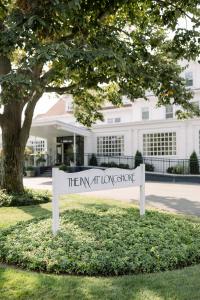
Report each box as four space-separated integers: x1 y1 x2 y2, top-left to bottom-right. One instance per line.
0 0 200 127
0 0 200 193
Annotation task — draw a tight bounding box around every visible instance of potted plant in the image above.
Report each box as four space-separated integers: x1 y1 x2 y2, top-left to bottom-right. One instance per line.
26 166 35 177
36 155 46 167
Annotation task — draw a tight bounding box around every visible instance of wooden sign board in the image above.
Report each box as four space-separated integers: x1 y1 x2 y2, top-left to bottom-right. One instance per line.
52 164 145 234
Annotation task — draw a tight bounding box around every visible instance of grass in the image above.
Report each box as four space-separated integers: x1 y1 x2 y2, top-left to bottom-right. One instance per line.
0 195 200 299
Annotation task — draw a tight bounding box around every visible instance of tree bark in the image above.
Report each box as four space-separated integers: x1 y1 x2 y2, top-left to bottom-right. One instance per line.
1 103 25 194
0 90 42 194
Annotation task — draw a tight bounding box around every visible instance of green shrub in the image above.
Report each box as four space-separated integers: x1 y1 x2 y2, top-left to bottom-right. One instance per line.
145 163 154 172
189 151 199 174
109 162 118 168
118 163 130 169
100 162 118 168
100 162 129 169
135 151 143 168
59 164 69 172
1 207 200 276
167 164 185 174
167 166 174 174
36 156 46 164
89 154 98 166
26 166 35 171
100 162 108 167
0 189 51 207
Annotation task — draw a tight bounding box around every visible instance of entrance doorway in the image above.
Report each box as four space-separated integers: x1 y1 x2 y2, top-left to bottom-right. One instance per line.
56 135 84 165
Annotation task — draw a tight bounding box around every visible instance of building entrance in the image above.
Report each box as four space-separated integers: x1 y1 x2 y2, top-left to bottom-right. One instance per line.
56 135 84 166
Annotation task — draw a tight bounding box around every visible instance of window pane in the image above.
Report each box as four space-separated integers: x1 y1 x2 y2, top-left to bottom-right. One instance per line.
143 132 176 156
142 107 149 120
165 105 173 119
97 136 124 156
185 71 193 87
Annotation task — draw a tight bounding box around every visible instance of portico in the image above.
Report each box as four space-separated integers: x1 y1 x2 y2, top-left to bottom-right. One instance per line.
30 118 91 166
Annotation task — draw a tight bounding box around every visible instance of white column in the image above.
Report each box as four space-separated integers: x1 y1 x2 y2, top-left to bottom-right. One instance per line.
125 129 133 156
52 168 60 235
84 136 88 166
139 164 145 216
73 133 76 166
33 136 37 167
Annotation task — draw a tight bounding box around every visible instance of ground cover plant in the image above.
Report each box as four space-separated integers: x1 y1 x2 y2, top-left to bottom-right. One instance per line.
1 203 200 276
1 195 200 299
0 189 51 207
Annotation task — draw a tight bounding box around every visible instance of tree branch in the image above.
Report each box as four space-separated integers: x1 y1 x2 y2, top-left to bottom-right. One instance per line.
155 0 197 22
97 0 129 21
20 90 43 147
44 84 77 94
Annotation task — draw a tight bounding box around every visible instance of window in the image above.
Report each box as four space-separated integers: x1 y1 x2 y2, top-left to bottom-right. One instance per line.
107 118 113 124
142 107 149 120
115 117 121 123
165 105 173 119
185 71 193 87
29 140 46 153
97 135 124 156
65 100 73 111
107 117 121 124
122 97 131 105
192 101 199 109
143 132 176 156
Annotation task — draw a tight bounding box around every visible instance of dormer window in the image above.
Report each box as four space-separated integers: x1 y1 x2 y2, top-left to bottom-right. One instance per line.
185 71 193 87
165 105 173 119
142 107 149 120
107 117 121 124
65 100 73 112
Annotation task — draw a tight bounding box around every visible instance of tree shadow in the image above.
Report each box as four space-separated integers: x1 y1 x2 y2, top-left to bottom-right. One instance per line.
38 180 52 186
0 263 200 300
17 204 51 220
146 195 200 216
82 202 125 210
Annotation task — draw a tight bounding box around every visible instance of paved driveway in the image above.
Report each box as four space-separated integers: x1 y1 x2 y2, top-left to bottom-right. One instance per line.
24 177 200 216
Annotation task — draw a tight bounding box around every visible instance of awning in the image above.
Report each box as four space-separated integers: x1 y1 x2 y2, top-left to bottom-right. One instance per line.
30 119 91 139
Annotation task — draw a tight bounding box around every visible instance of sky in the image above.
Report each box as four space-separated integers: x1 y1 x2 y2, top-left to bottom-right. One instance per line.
34 93 60 117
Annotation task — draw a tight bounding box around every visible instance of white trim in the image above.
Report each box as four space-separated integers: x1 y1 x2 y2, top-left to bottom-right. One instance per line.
32 119 91 137
52 165 145 234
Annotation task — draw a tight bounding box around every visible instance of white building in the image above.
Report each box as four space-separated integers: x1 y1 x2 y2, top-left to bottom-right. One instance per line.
27 137 47 153
30 60 200 171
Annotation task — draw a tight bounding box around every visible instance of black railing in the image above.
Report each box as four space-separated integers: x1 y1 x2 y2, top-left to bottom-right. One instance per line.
85 153 200 175
25 153 200 176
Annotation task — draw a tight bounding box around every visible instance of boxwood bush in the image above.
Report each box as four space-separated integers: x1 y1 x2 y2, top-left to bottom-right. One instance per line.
100 162 129 169
189 151 199 174
1 206 200 276
89 154 98 166
0 189 51 207
134 151 143 168
167 165 185 174
145 163 154 172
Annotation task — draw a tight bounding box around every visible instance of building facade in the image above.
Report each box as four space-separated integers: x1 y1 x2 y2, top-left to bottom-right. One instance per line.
30 60 200 170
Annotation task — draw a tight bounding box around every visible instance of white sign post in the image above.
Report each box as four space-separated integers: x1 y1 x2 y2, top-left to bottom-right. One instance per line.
52 164 145 235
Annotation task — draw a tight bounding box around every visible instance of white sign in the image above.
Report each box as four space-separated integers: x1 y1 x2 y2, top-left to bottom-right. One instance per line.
52 164 145 234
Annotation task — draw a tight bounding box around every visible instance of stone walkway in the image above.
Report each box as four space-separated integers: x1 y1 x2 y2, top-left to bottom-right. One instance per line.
24 177 200 216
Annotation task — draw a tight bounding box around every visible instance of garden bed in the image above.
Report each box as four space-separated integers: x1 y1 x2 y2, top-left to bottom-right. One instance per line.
0 189 51 207
1 205 200 276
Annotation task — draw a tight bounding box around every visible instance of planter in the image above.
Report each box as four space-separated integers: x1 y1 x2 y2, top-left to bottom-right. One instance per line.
26 170 35 177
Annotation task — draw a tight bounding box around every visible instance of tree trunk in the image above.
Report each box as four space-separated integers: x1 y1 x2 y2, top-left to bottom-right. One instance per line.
1 103 26 194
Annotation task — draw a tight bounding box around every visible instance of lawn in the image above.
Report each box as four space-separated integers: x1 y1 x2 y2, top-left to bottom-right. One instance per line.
0 195 200 300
